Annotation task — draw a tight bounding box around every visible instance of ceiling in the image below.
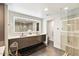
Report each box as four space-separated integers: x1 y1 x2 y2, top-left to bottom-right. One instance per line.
7 3 79 18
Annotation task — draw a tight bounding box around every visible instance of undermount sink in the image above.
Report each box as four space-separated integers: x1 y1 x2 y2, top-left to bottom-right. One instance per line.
8 34 40 39
20 34 37 38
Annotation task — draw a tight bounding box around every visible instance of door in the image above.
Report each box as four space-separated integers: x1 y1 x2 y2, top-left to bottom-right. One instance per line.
53 19 62 49
47 20 54 42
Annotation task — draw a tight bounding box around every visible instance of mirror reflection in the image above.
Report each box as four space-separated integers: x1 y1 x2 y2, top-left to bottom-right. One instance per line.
14 17 41 35
15 18 33 32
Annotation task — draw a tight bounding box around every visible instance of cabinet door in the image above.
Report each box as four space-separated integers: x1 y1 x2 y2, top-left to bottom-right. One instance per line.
53 20 62 49
41 35 46 42
8 39 19 51
29 36 41 45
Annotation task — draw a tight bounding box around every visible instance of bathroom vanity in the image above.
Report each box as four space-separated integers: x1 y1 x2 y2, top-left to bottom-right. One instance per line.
8 14 45 52
8 34 46 51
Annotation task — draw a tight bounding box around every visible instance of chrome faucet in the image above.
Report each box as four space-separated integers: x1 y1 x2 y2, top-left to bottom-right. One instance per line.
20 32 24 38
22 33 24 36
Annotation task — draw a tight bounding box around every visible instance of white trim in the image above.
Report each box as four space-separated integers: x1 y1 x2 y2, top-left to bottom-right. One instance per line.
13 16 41 33
5 5 8 56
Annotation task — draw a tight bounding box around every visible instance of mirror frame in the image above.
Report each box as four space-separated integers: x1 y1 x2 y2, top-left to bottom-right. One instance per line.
13 16 41 33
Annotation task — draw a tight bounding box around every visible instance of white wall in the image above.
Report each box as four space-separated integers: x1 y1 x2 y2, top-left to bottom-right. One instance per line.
46 17 63 49
47 20 54 41
41 18 48 45
8 11 42 36
42 19 47 34
8 4 43 18
53 18 62 49
5 5 8 56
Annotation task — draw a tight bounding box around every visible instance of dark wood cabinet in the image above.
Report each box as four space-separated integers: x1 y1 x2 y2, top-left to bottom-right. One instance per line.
41 34 46 41
8 34 46 51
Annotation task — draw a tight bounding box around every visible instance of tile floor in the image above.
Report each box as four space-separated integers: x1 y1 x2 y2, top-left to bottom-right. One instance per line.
14 41 65 56
30 41 65 56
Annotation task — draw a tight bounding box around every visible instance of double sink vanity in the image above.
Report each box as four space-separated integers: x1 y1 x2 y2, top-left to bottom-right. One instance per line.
8 34 46 51
8 16 46 52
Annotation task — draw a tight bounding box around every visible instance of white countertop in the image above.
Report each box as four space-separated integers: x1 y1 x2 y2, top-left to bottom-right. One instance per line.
8 33 46 39
8 36 20 39
0 46 5 56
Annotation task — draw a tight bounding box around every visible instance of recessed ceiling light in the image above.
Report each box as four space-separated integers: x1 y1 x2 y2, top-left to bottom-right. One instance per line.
64 7 68 10
44 8 48 11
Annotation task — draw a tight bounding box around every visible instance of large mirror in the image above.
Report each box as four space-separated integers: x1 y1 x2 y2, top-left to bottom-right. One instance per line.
13 16 41 34
15 19 33 32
